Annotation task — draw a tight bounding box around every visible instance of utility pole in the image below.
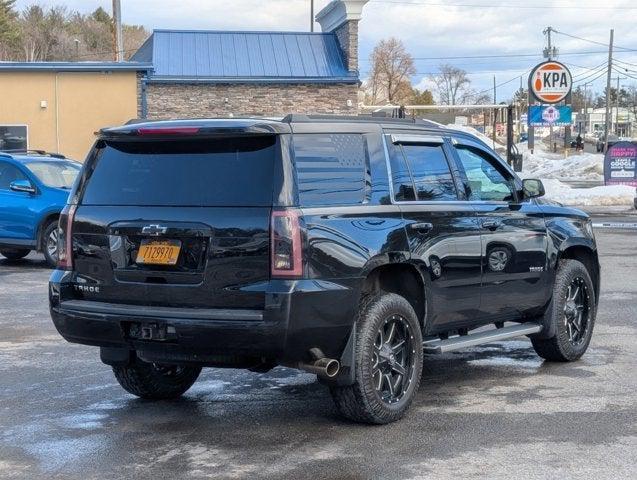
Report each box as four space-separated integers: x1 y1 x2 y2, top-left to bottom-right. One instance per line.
492 75 497 148
583 82 588 134
310 0 314 32
603 29 614 153
544 26 555 151
543 26 558 60
112 0 124 62
613 76 627 135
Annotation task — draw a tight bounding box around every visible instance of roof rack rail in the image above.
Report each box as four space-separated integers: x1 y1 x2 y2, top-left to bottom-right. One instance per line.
0 149 66 159
281 113 441 127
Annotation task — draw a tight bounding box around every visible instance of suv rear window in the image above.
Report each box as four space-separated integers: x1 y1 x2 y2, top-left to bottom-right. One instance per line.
81 136 276 207
293 133 369 206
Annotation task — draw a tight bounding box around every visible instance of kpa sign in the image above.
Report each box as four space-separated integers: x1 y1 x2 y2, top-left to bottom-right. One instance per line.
529 61 572 104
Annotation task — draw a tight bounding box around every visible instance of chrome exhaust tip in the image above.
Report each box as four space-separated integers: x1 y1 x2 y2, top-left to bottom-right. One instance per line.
294 348 340 379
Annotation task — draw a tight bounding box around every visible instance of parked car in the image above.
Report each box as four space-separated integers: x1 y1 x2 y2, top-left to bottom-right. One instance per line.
596 134 619 152
518 132 528 143
49 116 600 424
0 150 81 266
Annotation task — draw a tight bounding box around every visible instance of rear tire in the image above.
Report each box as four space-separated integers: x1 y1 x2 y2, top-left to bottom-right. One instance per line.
330 292 423 424
531 259 596 362
113 358 201 399
41 220 59 268
0 248 30 261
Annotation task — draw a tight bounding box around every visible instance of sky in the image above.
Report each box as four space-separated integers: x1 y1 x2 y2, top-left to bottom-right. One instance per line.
14 0 637 102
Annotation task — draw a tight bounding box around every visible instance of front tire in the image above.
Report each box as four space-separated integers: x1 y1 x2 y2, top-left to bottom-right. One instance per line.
0 248 30 261
531 259 596 362
330 293 423 424
113 358 201 399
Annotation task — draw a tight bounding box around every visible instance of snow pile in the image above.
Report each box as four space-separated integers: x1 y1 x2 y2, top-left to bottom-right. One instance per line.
521 148 603 182
446 124 505 151
540 179 635 207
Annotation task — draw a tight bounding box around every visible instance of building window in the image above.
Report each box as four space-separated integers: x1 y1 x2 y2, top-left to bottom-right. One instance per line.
0 126 28 152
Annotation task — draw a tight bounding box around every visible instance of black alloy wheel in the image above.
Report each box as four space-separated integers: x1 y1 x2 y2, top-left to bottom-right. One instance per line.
373 314 416 405
563 277 591 345
531 259 597 362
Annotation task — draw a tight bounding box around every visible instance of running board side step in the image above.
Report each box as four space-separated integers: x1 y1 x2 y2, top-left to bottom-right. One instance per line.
422 322 543 354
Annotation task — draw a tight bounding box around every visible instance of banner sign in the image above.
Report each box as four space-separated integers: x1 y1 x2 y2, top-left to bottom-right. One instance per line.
528 105 572 127
529 61 572 104
604 141 637 187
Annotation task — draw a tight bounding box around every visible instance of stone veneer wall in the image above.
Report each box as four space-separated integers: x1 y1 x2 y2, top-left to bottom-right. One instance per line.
334 20 359 73
136 72 144 118
144 82 359 119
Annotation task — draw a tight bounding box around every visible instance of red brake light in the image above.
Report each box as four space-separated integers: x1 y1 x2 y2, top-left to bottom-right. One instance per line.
271 209 303 278
57 204 77 270
137 127 200 136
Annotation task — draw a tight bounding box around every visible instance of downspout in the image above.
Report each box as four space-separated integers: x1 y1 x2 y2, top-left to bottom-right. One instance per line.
141 73 148 119
55 73 60 152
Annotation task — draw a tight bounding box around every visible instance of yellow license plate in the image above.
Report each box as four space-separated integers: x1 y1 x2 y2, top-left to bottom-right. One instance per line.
136 239 181 265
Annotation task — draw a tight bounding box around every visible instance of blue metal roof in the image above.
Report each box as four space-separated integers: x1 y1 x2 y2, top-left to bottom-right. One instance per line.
132 29 357 84
0 61 151 72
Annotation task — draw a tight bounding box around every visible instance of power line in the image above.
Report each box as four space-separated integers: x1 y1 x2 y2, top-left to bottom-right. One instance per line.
553 29 636 52
368 0 637 9
466 71 529 100
612 66 637 82
573 67 609 85
614 58 637 69
566 60 609 78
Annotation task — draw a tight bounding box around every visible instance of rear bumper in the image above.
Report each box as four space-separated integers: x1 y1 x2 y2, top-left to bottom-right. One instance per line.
49 270 360 363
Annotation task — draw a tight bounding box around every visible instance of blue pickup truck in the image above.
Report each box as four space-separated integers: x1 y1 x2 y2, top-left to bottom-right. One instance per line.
0 151 81 267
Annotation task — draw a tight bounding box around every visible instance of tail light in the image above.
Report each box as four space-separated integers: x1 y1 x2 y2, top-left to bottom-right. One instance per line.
57 204 77 270
271 209 303 278
137 127 200 135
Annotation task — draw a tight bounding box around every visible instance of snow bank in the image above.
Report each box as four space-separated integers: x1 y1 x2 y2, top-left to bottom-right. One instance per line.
540 179 635 207
446 124 505 151
521 148 603 182
444 126 634 207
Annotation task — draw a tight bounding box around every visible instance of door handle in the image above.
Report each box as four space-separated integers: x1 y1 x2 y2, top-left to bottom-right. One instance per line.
481 220 501 230
410 222 433 234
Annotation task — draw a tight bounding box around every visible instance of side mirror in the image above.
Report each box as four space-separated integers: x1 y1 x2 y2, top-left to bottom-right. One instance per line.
521 178 545 200
9 179 36 194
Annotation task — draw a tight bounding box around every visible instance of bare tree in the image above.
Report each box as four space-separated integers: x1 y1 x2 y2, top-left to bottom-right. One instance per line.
366 38 416 104
429 64 474 105
6 4 148 61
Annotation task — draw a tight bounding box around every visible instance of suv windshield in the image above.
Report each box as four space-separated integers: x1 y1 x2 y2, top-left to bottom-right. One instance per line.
81 136 276 207
26 161 80 189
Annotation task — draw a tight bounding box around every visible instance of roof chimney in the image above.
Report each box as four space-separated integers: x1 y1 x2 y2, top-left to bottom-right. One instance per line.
316 0 369 74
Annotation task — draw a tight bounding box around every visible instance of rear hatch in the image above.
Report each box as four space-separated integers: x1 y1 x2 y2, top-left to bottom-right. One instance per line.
68 133 279 310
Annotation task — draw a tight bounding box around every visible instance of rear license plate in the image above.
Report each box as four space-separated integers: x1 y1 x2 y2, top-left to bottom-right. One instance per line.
136 239 181 265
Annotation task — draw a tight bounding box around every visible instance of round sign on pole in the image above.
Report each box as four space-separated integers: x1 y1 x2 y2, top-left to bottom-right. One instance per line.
529 61 572 104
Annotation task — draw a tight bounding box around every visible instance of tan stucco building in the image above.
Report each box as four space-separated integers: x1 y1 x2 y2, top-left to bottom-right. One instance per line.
0 62 149 160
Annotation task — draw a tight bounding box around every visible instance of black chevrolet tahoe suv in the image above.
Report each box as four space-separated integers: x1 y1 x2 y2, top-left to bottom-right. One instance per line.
49 115 600 424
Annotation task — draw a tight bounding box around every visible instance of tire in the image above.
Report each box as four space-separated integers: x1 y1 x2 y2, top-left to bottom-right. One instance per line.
41 220 60 268
330 292 423 424
0 248 30 261
531 259 596 362
112 358 201 400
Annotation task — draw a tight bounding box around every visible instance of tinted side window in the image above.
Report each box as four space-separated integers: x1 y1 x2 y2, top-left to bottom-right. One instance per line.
402 144 457 201
455 147 514 202
0 162 27 190
293 134 368 206
387 143 415 201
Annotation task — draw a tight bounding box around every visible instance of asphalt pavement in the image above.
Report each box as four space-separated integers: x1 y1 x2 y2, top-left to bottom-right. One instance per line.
1 227 636 480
